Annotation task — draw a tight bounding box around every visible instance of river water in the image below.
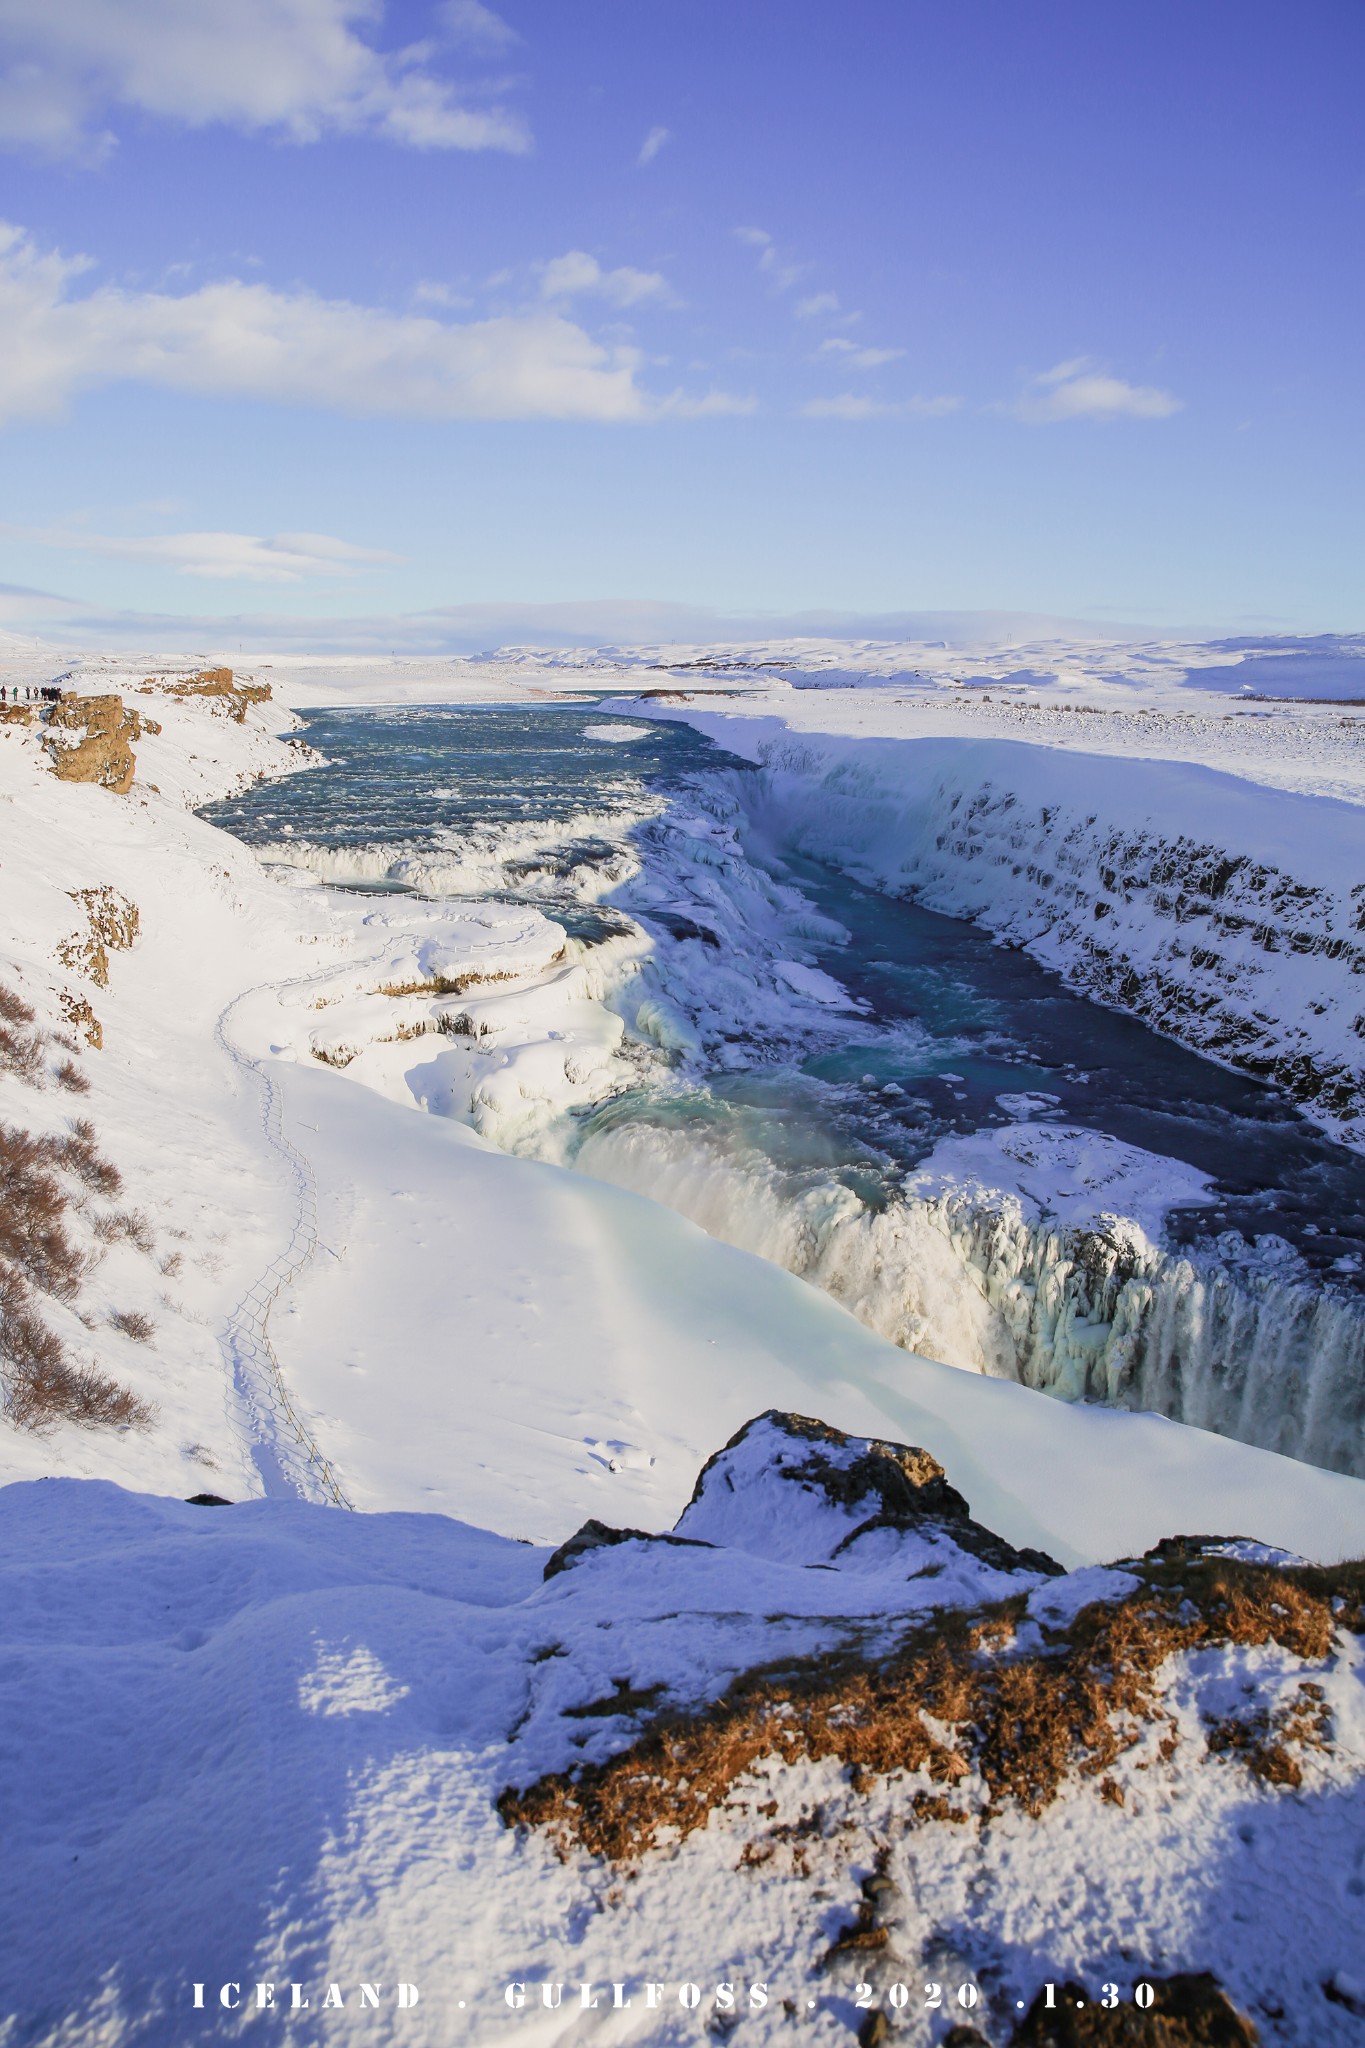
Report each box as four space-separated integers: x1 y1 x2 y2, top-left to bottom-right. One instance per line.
202 701 1365 1475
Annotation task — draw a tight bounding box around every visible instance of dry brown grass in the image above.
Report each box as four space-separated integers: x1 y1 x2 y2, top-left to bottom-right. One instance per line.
1204 1679 1331 1789
109 1308 154 1343
498 1555 1364 1862
378 1012 490 1043
378 968 516 999
0 1124 87 1299
311 1043 358 1068
0 1116 152 1433
0 982 46 1084
54 1058 89 1094
92 1207 152 1252
377 975 466 998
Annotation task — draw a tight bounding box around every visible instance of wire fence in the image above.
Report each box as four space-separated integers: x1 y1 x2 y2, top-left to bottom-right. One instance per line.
215 991 354 1511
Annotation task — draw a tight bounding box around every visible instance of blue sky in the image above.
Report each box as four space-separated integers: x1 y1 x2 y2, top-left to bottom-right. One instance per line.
0 0 1361 645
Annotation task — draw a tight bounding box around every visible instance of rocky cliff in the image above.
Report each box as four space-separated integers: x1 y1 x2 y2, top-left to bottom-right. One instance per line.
42 695 145 794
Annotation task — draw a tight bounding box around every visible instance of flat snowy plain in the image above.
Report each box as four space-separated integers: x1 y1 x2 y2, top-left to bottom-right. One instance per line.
0 630 1363 2046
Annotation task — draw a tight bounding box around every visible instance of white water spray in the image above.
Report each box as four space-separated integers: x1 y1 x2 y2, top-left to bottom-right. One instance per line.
574 1116 1365 1476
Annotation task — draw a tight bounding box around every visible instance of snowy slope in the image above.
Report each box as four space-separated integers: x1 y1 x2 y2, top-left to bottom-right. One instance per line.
1 1414 1362 2046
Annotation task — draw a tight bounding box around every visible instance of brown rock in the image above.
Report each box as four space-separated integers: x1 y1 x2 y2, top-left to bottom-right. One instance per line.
58 992 102 1050
160 668 272 722
43 695 139 793
55 889 140 990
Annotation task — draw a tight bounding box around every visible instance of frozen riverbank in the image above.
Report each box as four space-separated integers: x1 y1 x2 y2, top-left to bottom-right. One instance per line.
612 704 1365 1150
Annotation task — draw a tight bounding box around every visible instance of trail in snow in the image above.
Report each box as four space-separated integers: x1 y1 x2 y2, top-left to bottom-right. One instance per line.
215 989 353 1509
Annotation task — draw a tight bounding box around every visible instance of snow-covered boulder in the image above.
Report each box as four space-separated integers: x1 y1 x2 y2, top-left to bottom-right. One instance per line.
674 1408 1062 1577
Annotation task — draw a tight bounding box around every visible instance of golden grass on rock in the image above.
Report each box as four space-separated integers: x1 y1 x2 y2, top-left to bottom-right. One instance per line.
498 1555 1364 1863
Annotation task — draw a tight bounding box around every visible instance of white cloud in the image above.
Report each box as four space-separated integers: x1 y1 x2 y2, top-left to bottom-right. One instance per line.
816 338 905 370
439 0 520 52
8 523 399 582
802 393 960 421
636 124 669 166
0 0 530 158
0 225 597 421
0 223 741 424
1013 357 1182 423
539 249 671 308
795 291 840 319
411 280 474 309
663 389 757 419
732 225 808 294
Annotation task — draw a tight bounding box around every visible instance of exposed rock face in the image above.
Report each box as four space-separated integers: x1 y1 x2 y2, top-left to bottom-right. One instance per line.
57 992 101 1050
543 1516 714 1579
140 667 271 723
55 887 140 991
42 695 141 793
679 1408 1064 1576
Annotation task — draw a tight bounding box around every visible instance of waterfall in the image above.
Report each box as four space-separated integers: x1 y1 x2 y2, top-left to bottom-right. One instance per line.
573 1117 1365 1476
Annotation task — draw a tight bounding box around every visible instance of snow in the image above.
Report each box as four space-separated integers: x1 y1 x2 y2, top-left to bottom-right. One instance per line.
905 1123 1216 1244
0 1423 1362 2045
1 667 1361 1549
773 959 855 1007
1 646 1364 2043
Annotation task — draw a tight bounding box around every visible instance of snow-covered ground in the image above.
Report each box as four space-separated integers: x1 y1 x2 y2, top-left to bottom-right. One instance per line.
6 670 1359 1554
3 1418 1364 2047
1 636 1363 2045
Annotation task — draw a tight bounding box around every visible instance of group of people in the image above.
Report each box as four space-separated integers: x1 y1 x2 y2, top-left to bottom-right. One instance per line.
0 685 63 705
